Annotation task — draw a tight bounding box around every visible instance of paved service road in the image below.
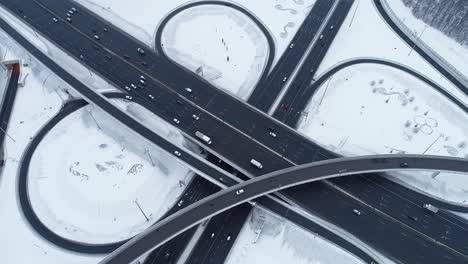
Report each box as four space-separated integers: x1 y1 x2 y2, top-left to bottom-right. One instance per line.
100 154 468 264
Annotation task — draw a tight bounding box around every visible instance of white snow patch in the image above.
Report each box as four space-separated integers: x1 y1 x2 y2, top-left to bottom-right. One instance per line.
226 207 363 264
315 0 468 106
28 99 194 244
0 30 102 263
161 4 267 100
387 0 468 83
297 63 468 205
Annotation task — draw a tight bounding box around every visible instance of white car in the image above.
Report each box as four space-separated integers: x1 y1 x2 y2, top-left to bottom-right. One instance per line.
353 209 361 216
236 189 244 195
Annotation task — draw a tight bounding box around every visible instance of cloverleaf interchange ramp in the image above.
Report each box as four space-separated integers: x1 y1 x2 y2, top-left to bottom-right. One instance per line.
1 0 468 263
0 3 379 263
100 154 468 264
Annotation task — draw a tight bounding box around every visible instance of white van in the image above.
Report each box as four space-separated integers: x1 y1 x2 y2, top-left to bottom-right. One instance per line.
195 131 212 144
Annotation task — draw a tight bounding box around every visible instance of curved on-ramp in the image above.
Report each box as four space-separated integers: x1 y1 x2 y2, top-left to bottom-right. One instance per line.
17 93 151 253
155 0 276 86
100 154 468 264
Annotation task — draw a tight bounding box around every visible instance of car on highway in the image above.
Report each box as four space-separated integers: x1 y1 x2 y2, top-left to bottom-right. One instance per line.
173 118 180 124
236 189 244 195
192 114 200 120
137 48 145 55
250 159 263 169
282 77 288 82
185 87 193 93
269 131 277 138
93 35 100 40
289 43 295 49
353 209 361 216
423 203 439 213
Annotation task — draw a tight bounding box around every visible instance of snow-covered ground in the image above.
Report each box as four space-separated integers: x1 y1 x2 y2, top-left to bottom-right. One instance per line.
297 63 468 205
315 0 468 105
0 5 199 263
0 30 101 263
386 0 468 82
161 4 268 100
28 98 194 244
226 207 363 264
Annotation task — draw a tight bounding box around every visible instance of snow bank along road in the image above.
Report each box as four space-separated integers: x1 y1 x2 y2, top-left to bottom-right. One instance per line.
100 154 468 264
3 0 468 263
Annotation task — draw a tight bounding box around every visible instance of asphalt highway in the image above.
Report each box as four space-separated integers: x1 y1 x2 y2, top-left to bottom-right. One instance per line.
272 0 353 119
185 204 251 264
4 1 468 262
0 62 19 150
247 0 339 111
100 154 468 264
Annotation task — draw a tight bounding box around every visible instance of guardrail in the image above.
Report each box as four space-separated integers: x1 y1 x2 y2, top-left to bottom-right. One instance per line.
380 0 468 90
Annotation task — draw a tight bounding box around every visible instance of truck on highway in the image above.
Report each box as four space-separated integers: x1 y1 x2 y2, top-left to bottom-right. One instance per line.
423 203 439 213
195 131 212 145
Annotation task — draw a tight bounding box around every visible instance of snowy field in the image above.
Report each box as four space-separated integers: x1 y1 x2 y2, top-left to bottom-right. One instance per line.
315 0 468 105
226 207 363 264
297 63 468 205
28 98 195 244
0 6 197 263
161 4 268 100
386 0 468 82
0 31 101 263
